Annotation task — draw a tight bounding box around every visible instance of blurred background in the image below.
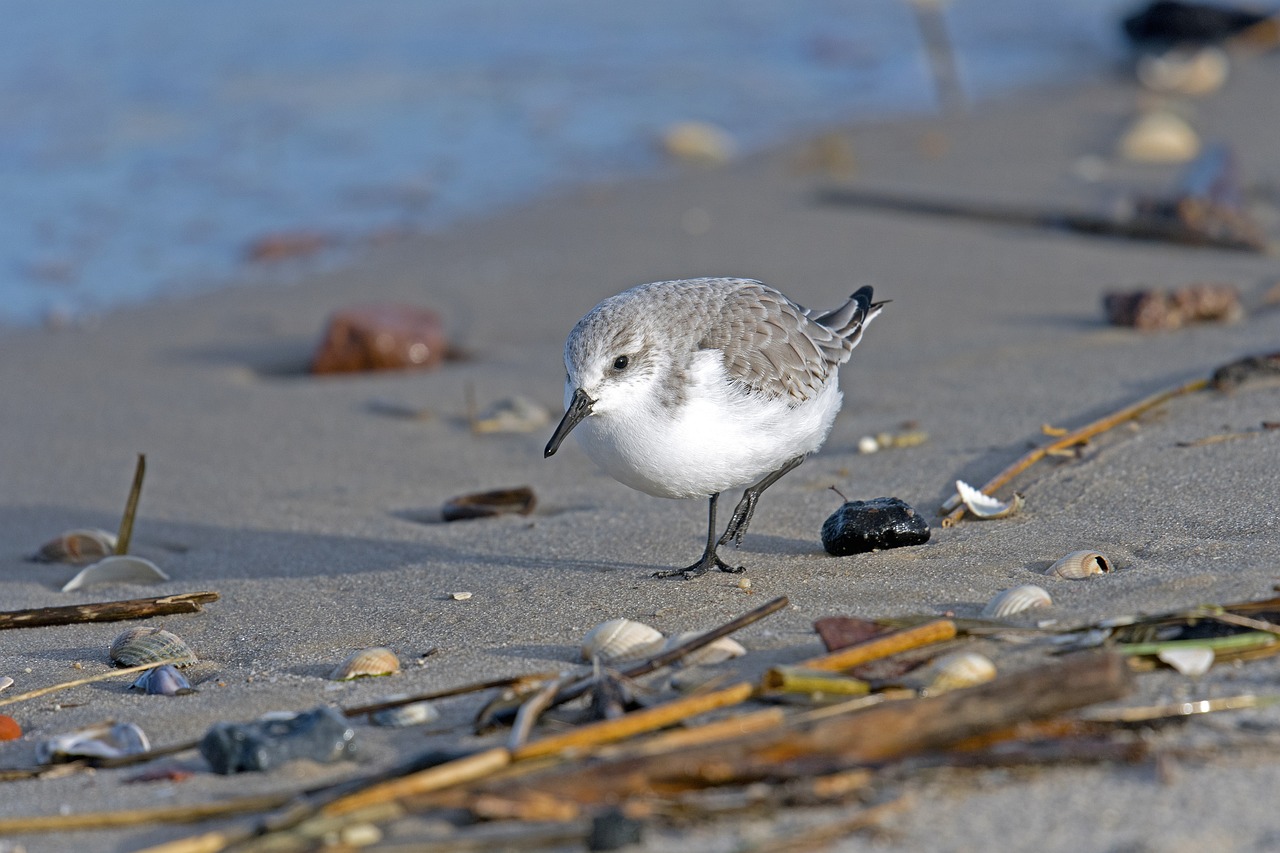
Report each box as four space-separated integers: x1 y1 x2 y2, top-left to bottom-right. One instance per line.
1 0 1135 329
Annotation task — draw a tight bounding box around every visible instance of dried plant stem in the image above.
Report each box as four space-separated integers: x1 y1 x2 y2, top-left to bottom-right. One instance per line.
322 746 512 817
116 453 147 555
507 676 571 751
0 591 219 631
513 681 756 761
343 673 559 719
748 793 912 853
941 377 1208 526
0 658 186 708
0 793 296 834
796 619 957 672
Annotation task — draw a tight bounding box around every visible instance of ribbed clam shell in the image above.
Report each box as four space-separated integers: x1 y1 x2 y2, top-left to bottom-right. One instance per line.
131 664 195 696
981 584 1052 618
33 528 118 563
580 618 664 665
664 632 747 667
110 627 197 668
1046 550 1113 579
330 647 400 680
921 651 997 694
36 722 150 763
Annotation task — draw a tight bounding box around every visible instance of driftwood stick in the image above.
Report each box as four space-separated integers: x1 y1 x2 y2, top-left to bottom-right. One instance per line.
0 591 219 631
116 453 147 555
322 746 513 817
0 792 296 834
941 377 1208 526
794 619 957 672
0 658 187 708
342 673 559 719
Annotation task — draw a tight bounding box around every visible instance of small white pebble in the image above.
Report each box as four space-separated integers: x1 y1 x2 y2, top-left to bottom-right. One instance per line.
451 591 473 601
857 435 879 454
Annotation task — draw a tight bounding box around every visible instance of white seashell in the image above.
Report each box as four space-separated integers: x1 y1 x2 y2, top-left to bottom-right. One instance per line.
581 618 665 665
370 696 440 727
1046 550 1113 579
1136 46 1228 97
919 651 997 694
955 480 1024 519
131 664 196 696
1119 111 1200 164
664 632 747 667
451 591 473 601
33 528 118 564
660 121 736 165
981 584 1052 618
110 627 198 668
1157 647 1215 677
330 647 400 681
471 396 550 434
857 435 880 454
36 722 150 763
62 555 169 592
0 676 12 693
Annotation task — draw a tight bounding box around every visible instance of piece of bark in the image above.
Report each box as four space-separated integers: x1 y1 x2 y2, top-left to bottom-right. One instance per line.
0 592 219 630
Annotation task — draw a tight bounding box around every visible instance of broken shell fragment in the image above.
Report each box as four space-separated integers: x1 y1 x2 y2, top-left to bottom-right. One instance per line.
581 618 665 665
1118 110 1200 164
131 664 196 696
472 396 550 434
0 676 13 693
441 486 536 521
1136 46 1228 97
664 632 747 667
955 480 1024 520
1047 550 1114 579
330 647 400 681
1157 646 1215 677
37 722 151 763
61 555 169 592
370 698 440 728
33 528 118 564
918 651 997 695
981 584 1052 618
109 627 198 668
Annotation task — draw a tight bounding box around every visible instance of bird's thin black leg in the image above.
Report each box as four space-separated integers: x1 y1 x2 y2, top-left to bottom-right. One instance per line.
719 455 806 548
653 493 744 580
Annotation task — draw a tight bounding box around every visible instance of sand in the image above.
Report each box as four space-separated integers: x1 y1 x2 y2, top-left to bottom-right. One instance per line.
2 54 1279 853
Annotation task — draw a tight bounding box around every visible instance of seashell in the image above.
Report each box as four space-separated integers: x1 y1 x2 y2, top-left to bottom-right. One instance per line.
955 480 1024 520
109 626 198 668
664 632 747 667
1157 646 1215 677
370 697 440 728
131 664 196 696
330 647 400 681
1046 550 1113 579
1118 110 1200 164
1136 46 1228 97
660 121 736 165
981 584 1052 618
62 555 169 592
471 396 550 434
0 715 20 741
919 651 997 695
581 618 665 665
33 528 118 564
441 486 536 522
0 676 13 693
36 721 150 763
857 435 880 454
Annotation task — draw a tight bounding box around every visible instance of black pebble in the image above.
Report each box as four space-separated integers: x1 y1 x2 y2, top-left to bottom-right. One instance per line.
588 807 644 850
821 496 931 556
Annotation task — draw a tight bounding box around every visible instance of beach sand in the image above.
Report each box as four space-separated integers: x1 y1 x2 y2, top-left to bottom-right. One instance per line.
2 54 1279 853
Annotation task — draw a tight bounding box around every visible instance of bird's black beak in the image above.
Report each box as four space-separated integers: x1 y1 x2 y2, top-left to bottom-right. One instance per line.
544 388 595 457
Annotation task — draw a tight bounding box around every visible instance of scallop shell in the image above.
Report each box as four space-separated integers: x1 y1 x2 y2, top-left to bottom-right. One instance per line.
36 722 151 764
664 632 747 667
109 627 198 668
330 647 400 680
1119 111 1200 164
955 480 1024 520
33 528 118 563
1046 550 1113 579
920 651 997 695
581 618 665 665
981 584 1052 618
131 664 196 696
62 555 169 592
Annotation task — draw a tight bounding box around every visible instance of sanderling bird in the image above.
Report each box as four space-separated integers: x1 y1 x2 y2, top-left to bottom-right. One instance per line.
545 277 884 579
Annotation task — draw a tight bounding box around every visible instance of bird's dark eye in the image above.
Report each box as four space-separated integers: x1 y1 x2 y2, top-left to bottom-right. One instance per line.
613 355 629 371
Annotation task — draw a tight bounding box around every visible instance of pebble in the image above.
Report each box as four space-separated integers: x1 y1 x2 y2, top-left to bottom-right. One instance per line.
310 304 448 374
820 497 931 556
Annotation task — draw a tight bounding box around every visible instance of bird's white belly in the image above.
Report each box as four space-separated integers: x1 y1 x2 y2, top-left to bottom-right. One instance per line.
575 373 843 500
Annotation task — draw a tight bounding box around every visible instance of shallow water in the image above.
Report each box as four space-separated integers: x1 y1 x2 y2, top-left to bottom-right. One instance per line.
0 0 1131 327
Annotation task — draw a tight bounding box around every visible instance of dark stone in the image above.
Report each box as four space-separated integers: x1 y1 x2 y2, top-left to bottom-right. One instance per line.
588 807 644 851
310 304 448 374
1123 1 1268 49
199 705 356 774
821 497 930 556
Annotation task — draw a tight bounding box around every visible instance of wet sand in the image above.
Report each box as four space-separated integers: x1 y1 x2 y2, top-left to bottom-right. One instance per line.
2 56 1280 852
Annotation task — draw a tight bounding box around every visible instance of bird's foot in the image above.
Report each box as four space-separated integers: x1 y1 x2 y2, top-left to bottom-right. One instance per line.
653 552 745 580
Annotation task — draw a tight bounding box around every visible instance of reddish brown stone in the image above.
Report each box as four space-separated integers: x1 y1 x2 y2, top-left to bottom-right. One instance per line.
310 304 448 374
